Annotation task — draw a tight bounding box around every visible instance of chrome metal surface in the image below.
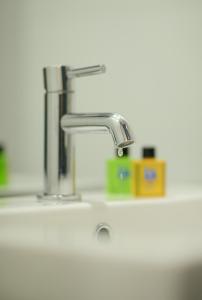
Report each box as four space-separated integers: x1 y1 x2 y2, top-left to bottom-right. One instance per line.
41 64 134 201
43 65 68 93
61 113 134 148
95 223 111 243
67 65 106 78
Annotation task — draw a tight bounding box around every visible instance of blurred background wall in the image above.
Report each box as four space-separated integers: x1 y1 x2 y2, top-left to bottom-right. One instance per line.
0 0 202 188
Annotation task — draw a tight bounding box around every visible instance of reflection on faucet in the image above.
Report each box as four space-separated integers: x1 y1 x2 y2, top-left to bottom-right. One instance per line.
40 65 134 201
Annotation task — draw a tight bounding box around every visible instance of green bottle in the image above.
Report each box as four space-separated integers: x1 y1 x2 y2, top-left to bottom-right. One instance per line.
0 145 8 186
106 148 132 196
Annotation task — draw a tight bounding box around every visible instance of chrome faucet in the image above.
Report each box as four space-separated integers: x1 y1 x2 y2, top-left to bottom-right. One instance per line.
41 65 134 201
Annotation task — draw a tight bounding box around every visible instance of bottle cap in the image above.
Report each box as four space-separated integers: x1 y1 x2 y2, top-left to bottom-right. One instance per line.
0 144 5 153
116 147 129 157
142 147 155 158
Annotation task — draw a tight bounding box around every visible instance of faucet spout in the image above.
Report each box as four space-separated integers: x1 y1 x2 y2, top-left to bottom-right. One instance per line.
61 113 134 148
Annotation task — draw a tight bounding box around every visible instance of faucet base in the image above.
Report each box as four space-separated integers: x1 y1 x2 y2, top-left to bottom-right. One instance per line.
37 193 81 203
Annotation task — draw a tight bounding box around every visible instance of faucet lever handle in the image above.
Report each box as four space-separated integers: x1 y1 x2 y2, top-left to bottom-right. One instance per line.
67 65 106 78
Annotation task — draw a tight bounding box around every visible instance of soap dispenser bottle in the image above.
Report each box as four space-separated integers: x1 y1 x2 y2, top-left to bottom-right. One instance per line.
106 147 132 196
132 147 165 197
0 144 8 186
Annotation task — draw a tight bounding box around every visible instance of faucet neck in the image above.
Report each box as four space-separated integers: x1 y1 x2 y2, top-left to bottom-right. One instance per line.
40 65 106 201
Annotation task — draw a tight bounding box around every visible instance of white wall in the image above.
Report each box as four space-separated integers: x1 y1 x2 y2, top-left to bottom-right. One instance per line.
0 0 202 187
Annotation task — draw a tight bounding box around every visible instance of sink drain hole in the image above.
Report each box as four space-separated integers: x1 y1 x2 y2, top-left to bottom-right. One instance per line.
95 223 111 243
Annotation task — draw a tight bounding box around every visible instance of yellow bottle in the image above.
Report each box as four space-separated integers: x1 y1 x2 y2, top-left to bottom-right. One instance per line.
132 147 165 197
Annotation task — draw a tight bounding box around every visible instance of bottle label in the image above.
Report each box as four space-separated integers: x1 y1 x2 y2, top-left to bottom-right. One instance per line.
118 167 130 180
144 168 157 181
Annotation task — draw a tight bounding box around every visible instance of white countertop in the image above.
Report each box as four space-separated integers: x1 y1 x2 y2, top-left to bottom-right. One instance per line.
0 174 201 211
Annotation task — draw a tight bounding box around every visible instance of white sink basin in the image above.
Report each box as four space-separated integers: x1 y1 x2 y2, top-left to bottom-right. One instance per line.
0 193 202 300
